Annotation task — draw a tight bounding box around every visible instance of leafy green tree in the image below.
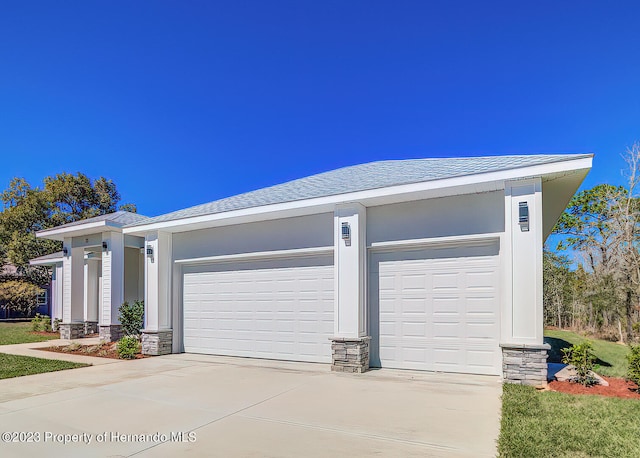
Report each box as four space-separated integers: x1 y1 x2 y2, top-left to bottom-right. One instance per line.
0 172 136 289
552 143 640 341
0 280 43 315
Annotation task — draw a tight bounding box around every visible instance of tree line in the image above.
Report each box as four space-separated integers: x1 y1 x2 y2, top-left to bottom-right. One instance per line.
546 143 640 342
0 172 135 315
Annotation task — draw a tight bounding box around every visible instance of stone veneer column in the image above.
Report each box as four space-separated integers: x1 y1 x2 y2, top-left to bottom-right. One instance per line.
331 337 370 373
501 343 550 386
331 205 369 373
99 232 125 342
60 240 85 339
142 231 173 355
142 330 173 356
501 180 548 386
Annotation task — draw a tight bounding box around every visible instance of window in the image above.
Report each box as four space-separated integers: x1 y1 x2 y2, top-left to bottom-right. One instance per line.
36 290 47 306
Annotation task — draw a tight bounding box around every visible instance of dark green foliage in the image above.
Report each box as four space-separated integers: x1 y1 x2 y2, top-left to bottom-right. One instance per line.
561 341 597 386
626 345 640 391
30 314 51 332
117 335 140 359
118 300 145 336
0 173 136 287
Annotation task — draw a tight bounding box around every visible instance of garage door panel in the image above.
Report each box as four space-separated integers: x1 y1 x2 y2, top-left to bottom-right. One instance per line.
371 241 501 375
183 257 334 363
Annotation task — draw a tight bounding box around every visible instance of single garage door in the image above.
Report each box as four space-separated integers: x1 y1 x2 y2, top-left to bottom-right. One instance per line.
182 255 334 363
369 240 501 375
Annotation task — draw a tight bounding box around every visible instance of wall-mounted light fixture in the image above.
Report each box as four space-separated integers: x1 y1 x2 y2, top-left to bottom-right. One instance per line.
341 222 351 246
146 245 154 258
518 202 530 232
63 247 69 257
102 241 108 252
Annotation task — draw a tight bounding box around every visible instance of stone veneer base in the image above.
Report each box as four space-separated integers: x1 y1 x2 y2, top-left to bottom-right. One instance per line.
501 343 550 387
99 325 123 342
142 330 173 356
83 321 98 335
331 337 371 373
59 323 84 340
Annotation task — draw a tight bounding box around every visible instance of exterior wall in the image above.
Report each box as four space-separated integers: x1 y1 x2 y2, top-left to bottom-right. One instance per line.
124 247 143 304
367 191 504 244
172 213 334 261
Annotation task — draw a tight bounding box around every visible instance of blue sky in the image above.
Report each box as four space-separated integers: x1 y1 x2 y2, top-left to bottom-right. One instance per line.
1 1 639 217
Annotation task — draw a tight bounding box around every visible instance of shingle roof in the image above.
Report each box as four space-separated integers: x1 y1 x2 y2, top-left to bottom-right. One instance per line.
126 154 591 227
44 211 149 231
30 251 64 263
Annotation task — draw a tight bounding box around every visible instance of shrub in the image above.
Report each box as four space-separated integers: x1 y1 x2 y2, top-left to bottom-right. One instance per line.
562 341 597 386
627 345 640 391
53 318 62 332
118 300 145 337
117 336 140 360
31 314 42 331
30 314 50 331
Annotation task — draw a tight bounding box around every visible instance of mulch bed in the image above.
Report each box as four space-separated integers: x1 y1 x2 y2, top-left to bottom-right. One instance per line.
29 331 59 337
39 341 147 360
549 377 640 399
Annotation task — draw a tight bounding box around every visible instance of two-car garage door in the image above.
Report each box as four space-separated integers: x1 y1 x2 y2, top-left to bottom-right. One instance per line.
182 255 334 363
181 241 500 375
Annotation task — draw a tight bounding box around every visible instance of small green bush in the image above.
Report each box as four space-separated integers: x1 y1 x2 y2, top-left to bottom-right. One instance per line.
30 314 51 332
117 336 140 360
626 345 640 392
562 341 597 386
31 315 41 331
118 301 145 337
53 318 62 332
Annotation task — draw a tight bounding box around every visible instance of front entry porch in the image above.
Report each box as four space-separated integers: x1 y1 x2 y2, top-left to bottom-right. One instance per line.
33 212 148 343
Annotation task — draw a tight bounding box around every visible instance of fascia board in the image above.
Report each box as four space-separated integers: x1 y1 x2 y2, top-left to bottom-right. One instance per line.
36 221 123 241
29 258 63 266
124 156 593 235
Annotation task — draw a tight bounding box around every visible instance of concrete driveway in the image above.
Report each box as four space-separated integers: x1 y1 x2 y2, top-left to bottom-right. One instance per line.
0 351 501 457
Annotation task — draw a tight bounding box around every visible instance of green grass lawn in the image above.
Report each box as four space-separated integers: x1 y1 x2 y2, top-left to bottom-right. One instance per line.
0 321 58 345
0 353 88 380
499 384 640 457
544 328 630 377
499 330 638 457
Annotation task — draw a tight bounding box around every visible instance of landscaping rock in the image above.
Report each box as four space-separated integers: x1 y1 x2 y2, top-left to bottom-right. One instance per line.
554 364 609 386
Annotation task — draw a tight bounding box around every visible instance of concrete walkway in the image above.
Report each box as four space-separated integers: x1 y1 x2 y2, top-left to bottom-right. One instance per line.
0 347 501 457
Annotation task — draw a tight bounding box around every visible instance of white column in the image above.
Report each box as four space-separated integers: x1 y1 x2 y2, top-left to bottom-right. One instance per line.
83 260 99 322
62 238 84 323
333 204 367 338
52 263 64 323
100 232 125 325
144 231 172 331
503 178 544 345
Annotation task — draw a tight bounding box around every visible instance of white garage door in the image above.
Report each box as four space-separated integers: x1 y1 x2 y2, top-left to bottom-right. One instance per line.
370 241 501 375
182 255 334 363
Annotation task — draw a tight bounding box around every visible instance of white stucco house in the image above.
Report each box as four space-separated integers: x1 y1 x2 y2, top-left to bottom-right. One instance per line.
30 154 592 385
